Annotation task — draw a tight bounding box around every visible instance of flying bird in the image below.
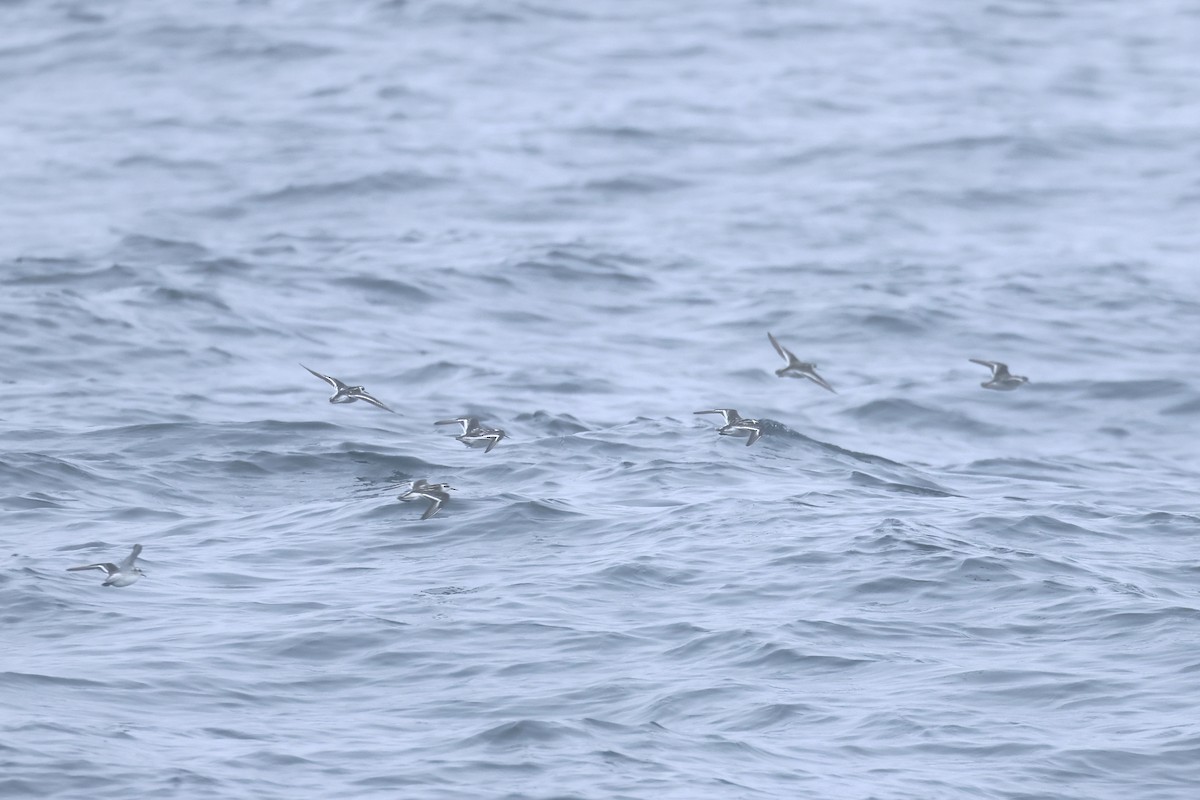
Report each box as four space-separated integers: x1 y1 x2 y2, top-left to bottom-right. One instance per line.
767 332 835 393
969 359 1029 391
694 408 763 446
398 479 454 520
67 544 145 587
435 416 508 454
301 364 395 412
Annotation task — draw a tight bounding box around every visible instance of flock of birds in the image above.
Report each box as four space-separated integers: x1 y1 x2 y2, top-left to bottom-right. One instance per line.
694 337 1030 448
65 333 1029 588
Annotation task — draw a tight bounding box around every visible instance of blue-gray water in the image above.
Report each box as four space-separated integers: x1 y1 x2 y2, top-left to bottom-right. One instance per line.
3 2 1199 798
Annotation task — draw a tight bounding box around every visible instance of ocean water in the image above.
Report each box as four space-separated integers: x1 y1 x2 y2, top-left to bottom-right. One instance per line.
2 1 1199 798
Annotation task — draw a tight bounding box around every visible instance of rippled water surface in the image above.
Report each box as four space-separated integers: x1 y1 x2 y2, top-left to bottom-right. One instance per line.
3 2 1199 798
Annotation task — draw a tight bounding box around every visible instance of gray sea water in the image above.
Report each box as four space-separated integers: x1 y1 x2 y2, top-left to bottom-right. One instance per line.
3 1 1199 798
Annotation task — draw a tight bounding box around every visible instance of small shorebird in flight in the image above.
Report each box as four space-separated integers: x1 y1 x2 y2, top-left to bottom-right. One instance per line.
301 364 394 412
969 359 1029 391
694 408 764 446
435 416 507 453
67 544 145 587
399 479 454 520
767 332 835 393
